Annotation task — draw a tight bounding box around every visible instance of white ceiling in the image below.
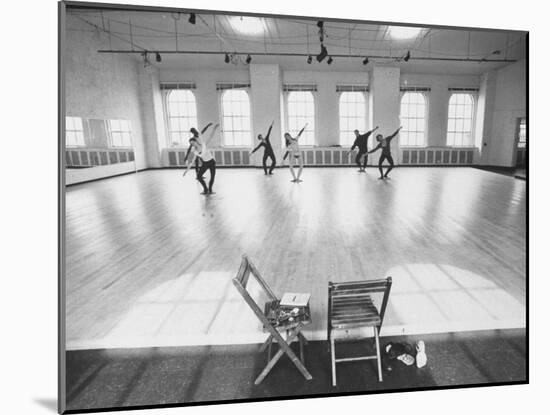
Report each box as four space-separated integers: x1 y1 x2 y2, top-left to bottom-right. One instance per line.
67 8 527 75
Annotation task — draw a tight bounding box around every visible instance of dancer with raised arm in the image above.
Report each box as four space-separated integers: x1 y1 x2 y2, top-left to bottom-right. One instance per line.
183 123 219 194
368 126 402 179
282 123 307 182
346 126 379 172
250 121 276 175
184 123 212 179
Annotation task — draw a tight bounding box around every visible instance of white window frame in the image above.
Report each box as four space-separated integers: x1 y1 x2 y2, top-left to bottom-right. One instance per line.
517 117 526 148
446 93 477 147
285 90 316 146
399 92 428 147
338 91 368 147
220 89 253 147
65 116 86 147
165 89 198 147
108 119 133 148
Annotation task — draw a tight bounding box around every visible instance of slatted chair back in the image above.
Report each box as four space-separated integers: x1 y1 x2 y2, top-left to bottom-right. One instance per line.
328 277 392 329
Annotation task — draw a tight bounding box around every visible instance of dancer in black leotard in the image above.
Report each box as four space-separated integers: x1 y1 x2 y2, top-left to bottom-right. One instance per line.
184 123 212 178
250 121 276 175
183 123 219 194
368 126 402 179
347 126 379 172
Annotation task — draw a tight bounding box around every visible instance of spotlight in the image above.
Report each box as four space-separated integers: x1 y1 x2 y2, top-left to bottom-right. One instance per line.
316 44 328 62
155 52 162 62
362 57 369 65
246 54 252 64
188 13 196 24
317 20 324 28
404 50 411 62
307 55 312 64
224 53 230 63
327 56 333 64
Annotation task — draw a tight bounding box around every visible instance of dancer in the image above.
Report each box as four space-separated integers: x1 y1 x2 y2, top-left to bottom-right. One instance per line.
183 123 219 194
184 123 212 178
282 123 308 182
347 126 379 172
368 126 402 179
250 121 276 175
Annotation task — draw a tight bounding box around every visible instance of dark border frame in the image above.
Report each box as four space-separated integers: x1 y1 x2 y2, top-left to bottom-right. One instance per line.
58 1 529 413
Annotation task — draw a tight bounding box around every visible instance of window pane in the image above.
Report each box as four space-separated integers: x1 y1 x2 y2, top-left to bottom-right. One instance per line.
399 92 426 146
167 90 198 146
221 89 252 146
287 91 316 146
446 93 475 146
339 92 367 146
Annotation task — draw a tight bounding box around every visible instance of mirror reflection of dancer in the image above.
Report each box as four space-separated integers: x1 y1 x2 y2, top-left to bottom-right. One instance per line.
183 123 220 194
282 123 307 182
346 126 379 172
250 121 276 175
368 126 402 179
184 123 213 179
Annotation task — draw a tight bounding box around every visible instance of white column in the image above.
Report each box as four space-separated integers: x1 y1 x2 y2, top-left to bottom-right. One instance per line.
369 66 401 164
249 64 283 165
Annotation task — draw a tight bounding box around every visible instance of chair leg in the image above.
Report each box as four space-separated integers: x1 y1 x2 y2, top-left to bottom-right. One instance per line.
299 334 305 364
374 326 383 382
330 336 337 387
267 336 273 363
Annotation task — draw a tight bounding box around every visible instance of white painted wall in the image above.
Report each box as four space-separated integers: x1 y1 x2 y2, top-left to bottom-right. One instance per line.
484 60 527 166
400 73 480 147
65 15 147 181
66 15 524 179
160 68 250 148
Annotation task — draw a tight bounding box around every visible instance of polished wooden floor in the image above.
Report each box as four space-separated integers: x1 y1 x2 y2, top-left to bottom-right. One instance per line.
65 167 526 349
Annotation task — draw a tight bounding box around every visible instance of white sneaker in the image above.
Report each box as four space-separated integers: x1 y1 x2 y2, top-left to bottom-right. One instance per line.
416 341 427 368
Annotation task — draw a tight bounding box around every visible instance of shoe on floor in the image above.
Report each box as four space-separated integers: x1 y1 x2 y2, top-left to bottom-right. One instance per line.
416 340 427 368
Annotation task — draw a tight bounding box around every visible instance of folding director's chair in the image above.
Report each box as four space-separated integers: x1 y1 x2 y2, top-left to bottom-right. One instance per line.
232 254 313 385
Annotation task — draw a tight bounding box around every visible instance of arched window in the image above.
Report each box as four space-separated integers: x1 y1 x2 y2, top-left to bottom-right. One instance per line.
287 91 315 146
446 93 475 147
400 92 427 146
221 89 252 146
167 90 198 146
339 92 367 146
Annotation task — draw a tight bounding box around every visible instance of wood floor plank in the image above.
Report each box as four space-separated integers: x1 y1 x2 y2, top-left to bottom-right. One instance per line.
65 167 526 349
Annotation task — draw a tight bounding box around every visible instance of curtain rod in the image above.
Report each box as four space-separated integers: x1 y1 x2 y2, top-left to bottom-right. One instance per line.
97 49 517 63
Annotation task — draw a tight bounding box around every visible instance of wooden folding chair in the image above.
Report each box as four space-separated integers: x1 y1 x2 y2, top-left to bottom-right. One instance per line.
232 254 313 385
328 277 392 386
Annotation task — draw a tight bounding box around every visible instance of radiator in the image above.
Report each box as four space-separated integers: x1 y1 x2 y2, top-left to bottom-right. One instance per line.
400 147 476 166
66 148 135 168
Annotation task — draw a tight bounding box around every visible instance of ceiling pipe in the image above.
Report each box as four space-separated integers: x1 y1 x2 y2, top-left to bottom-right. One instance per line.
96 49 517 63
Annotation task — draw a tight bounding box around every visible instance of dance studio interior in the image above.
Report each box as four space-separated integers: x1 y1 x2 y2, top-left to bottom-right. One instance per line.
60 1 527 412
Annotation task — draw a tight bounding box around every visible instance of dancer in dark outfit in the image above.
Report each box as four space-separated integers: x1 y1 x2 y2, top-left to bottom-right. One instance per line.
368 126 402 179
250 121 276 175
183 124 219 194
184 123 212 178
347 126 379 172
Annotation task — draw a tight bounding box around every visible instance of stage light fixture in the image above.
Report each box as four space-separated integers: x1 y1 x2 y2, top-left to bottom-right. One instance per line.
307 55 312 64
362 57 369 65
224 53 230 63
188 13 196 24
327 56 333 64
404 51 411 62
155 52 162 62
246 54 252 64
316 44 328 62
